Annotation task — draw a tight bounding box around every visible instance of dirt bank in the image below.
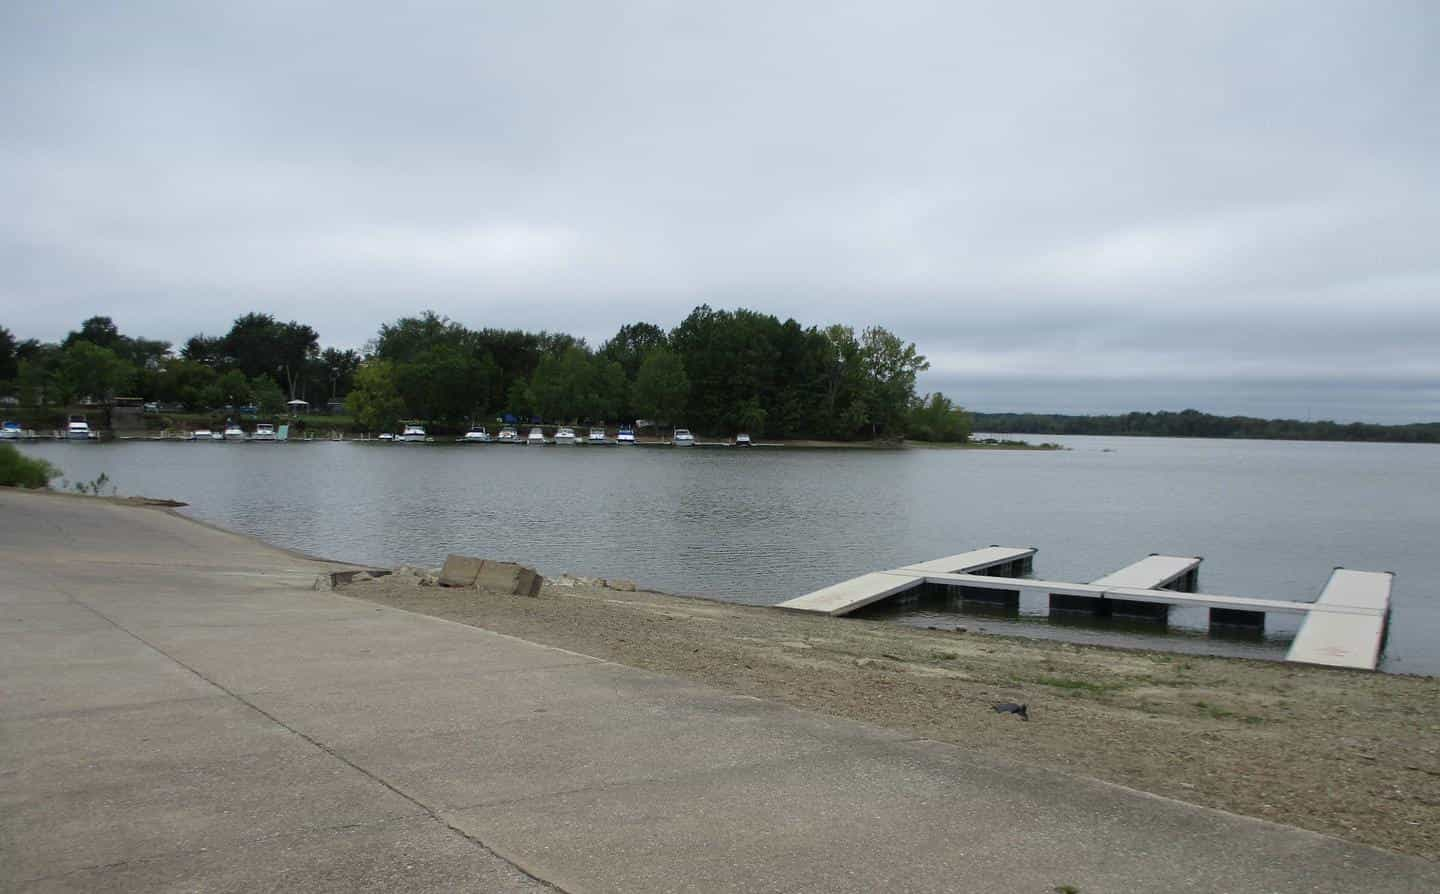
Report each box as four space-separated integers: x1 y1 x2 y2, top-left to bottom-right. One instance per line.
341 570 1440 860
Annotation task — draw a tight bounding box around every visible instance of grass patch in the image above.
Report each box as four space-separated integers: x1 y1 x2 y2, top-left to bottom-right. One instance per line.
1034 676 1120 694
0 443 60 489
1194 700 1236 720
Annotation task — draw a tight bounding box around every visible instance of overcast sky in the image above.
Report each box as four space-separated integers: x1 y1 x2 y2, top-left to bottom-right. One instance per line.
3 2 1437 422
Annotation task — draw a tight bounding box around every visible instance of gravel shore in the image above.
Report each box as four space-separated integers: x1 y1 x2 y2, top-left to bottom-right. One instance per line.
341 568 1440 860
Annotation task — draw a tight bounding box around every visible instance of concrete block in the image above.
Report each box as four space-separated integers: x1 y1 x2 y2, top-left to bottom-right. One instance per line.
476 561 543 597
605 579 638 592
439 554 486 588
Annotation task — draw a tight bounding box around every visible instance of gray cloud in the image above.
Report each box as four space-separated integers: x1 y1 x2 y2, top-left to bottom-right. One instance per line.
3 1 1437 421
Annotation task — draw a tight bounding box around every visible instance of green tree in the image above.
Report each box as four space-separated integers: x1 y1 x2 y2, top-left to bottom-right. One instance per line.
633 347 690 425
0 325 18 382
348 361 405 432
153 359 218 410
860 326 929 437
209 369 252 409
908 393 972 442
249 375 286 415
58 341 134 404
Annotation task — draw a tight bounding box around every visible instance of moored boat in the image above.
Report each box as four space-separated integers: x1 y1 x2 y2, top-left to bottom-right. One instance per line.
223 423 246 441
672 428 695 447
0 421 22 440
554 426 577 445
462 425 491 443
400 423 427 443
66 415 93 441
251 423 277 442
526 427 546 446
616 425 636 445
193 428 214 441
588 427 607 444
497 426 519 443
735 433 752 447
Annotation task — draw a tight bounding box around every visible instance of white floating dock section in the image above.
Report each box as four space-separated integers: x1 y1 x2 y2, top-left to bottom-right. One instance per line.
1089 555 1200 590
777 547 1393 670
1285 569 1393 670
777 547 1035 616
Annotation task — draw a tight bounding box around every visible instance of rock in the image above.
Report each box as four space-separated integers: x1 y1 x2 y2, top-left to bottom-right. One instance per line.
605 578 638 592
953 626 968 634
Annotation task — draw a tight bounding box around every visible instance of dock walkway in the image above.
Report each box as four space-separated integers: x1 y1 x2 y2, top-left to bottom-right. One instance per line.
778 547 1392 670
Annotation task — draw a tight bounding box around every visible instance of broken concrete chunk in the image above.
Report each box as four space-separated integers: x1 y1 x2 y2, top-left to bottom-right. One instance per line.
438 554 486 588
476 560 543 597
605 578 638 592
438 554 543 596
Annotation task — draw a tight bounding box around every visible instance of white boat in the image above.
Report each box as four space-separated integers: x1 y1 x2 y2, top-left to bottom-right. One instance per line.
526 427 546 446
497 426 519 443
66 415 93 441
192 428 213 441
616 425 636 445
377 432 395 441
223 423 246 441
462 425 491 443
588 427 607 444
735 433 752 447
251 423 277 442
0 421 22 440
554 426 577 445
672 428 695 447
400 423 427 443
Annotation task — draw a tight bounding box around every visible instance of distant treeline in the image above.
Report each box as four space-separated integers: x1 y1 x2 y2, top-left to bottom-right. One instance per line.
972 410 1440 444
0 308 973 441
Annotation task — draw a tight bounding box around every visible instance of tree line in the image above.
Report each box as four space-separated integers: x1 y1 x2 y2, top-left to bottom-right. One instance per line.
972 410 1440 444
0 307 972 441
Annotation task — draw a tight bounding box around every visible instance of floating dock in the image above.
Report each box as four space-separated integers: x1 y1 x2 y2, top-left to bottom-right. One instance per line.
776 547 1392 670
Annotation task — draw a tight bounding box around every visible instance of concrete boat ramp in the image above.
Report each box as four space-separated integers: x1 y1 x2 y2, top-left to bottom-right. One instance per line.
778 547 1392 670
3 491 1430 892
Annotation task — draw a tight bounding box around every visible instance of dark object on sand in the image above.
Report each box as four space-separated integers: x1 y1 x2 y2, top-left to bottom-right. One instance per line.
993 703 1029 720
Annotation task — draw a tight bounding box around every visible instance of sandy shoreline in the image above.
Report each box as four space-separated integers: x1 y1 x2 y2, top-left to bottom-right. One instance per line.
342 567 1440 860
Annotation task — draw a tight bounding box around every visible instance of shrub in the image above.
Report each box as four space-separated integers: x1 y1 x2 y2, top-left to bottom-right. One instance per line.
0 443 61 489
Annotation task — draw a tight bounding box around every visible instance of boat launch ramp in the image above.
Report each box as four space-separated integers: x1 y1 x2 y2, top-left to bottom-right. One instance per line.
777 547 1392 670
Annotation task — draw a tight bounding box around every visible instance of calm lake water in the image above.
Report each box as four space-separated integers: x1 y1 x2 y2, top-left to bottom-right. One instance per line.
18 435 1440 675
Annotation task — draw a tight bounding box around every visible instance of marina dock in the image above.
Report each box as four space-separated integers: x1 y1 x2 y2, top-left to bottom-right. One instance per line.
777 547 1393 670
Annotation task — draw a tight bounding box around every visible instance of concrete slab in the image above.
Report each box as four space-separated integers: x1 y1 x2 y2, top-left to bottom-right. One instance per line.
448 738 1430 894
16 816 548 893
438 553 485 587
